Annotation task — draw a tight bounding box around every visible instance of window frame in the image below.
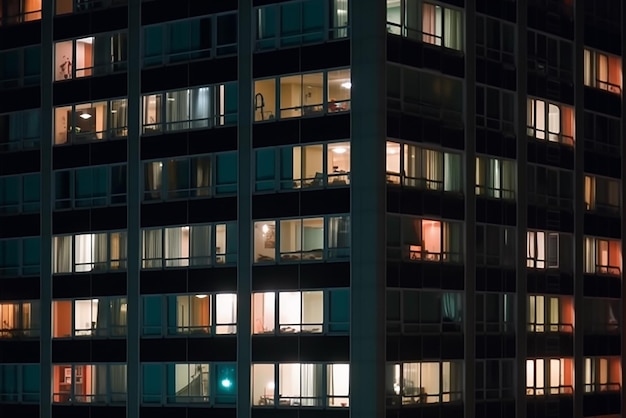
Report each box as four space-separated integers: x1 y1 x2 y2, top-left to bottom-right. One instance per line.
141 362 236 405
53 31 128 82
385 140 463 193
141 293 238 337
584 48 622 94
251 362 350 408
253 68 351 122
141 223 237 269
52 363 127 404
52 231 128 274
253 215 350 264
142 83 238 133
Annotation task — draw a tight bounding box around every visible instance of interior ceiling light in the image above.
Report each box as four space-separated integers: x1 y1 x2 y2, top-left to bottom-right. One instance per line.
79 112 92 120
332 147 347 154
341 81 352 89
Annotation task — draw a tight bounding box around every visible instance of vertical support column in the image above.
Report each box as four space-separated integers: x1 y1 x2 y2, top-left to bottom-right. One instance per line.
126 0 141 417
237 0 252 417
40 1 53 417
572 1 585 417
621 1 626 416
463 2 477 417
515 2 529 418
350 0 386 417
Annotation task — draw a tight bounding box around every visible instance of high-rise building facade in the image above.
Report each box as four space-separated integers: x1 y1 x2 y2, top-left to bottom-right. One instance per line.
0 1 624 418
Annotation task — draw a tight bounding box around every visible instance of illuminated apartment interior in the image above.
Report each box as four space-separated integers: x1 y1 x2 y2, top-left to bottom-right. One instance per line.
0 1 624 418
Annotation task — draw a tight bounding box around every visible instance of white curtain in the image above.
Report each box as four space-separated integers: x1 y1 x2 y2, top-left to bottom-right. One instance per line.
190 225 211 266
54 236 72 273
443 152 461 192
190 87 210 129
332 0 349 38
142 229 163 268
74 234 93 272
165 227 187 267
166 89 190 131
215 294 237 334
300 364 322 406
443 8 462 50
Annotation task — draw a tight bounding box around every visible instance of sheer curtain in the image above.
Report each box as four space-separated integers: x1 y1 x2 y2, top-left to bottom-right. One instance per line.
216 294 237 334
442 293 461 322
144 162 162 200
443 8 462 50
332 0 349 38
421 3 439 45
190 87 210 129
142 229 163 268
190 225 211 266
443 153 461 192
328 216 350 258
300 364 323 406
54 236 73 273
109 365 127 403
165 227 187 267
423 149 442 190
166 90 190 131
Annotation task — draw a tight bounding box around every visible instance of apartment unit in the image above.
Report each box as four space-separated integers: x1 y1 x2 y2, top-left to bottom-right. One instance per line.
0 1 624 418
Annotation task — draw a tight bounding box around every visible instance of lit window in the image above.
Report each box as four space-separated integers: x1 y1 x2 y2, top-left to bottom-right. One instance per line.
584 357 621 392
53 364 127 404
584 48 622 94
386 361 462 404
526 231 561 269
53 232 127 274
527 98 575 145
584 175 620 213
0 0 41 24
252 291 323 334
251 363 348 407
526 358 573 395
141 223 236 268
394 217 463 263
54 99 128 145
584 237 622 275
142 83 237 132
475 156 516 199
527 295 574 333
386 1 463 51
0 301 40 338
254 69 351 122
52 297 127 338
54 33 127 82
385 141 462 192
253 216 350 263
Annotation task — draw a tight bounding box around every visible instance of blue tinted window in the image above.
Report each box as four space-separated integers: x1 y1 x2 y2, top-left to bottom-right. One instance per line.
142 364 162 403
143 296 162 335
329 289 349 332
215 364 236 404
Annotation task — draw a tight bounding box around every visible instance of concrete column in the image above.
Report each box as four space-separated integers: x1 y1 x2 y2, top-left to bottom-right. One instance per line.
237 0 253 417
572 2 585 417
39 0 54 416
515 2 528 417
349 0 387 417
126 0 142 417
463 2 477 417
